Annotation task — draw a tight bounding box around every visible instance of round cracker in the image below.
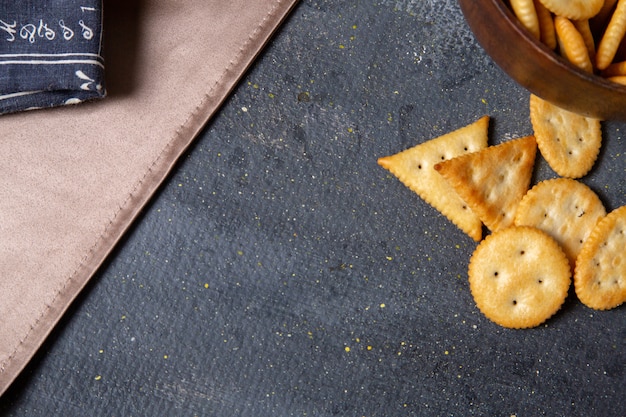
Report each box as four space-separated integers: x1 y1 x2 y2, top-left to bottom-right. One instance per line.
529 94 602 179
538 0 603 20
468 226 571 329
574 205 626 310
514 178 606 268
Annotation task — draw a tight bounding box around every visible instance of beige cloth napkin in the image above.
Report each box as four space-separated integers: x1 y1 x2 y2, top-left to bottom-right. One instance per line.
0 0 297 396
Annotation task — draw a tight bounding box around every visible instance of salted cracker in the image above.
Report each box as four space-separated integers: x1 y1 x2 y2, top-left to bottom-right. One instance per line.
514 178 606 268
574 205 626 310
468 226 571 329
378 116 489 242
377 116 489 242
434 135 537 233
529 94 602 178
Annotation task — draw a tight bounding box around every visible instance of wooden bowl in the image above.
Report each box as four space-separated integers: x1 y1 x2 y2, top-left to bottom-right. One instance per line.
458 0 626 120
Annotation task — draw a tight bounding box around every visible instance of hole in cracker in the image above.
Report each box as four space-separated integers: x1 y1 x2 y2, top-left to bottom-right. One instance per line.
493 271 499 277
520 250 525 255
537 279 543 284
512 300 518 306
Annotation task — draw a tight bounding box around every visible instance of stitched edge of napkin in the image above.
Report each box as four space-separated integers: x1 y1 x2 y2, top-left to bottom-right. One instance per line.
0 0 298 397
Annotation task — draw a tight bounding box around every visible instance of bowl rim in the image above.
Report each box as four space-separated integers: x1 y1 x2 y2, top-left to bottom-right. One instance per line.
493 0 626 92
459 0 626 119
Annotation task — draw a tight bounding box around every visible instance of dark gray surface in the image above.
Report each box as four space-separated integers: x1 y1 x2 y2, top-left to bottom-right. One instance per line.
1 1 625 415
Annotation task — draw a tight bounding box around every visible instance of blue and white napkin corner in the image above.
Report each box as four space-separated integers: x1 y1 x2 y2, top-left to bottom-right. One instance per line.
0 1 105 115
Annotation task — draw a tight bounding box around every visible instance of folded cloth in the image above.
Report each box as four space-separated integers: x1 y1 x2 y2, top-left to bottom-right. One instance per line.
0 0 105 114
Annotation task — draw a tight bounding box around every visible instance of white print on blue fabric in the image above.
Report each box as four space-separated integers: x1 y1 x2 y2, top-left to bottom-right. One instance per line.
0 53 104 68
0 3 104 114
0 17 94 43
76 69 102 91
0 5 98 44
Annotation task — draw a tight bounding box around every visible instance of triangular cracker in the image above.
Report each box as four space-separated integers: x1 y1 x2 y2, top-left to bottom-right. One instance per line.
434 135 537 233
377 116 489 241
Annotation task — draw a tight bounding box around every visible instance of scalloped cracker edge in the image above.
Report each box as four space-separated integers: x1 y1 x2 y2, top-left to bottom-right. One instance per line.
435 135 537 233
574 205 626 310
530 94 602 178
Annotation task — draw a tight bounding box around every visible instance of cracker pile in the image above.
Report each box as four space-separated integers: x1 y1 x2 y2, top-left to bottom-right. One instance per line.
510 0 626 82
378 114 625 329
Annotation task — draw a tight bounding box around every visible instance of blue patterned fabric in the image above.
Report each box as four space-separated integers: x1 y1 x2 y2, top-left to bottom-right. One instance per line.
0 0 105 115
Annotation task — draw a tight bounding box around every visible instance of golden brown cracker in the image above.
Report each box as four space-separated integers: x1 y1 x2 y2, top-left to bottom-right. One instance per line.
434 136 537 233
468 226 571 329
574 205 626 310
514 178 606 268
596 0 626 69
602 59 626 76
555 16 594 72
377 116 489 241
529 94 602 178
572 19 597 61
511 0 542 39
591 0 619 35
607 74 626 84
538 0 603 20
536 0 557 49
